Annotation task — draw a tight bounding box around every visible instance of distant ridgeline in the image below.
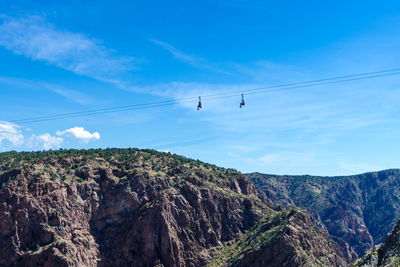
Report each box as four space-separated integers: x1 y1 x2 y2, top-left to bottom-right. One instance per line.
248 170 400 257
0 148 398 266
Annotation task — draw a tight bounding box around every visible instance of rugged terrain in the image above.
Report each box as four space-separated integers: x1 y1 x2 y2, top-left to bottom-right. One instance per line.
354 219 400 266
208 208 355 267
0 149 354 266
249 170 400 257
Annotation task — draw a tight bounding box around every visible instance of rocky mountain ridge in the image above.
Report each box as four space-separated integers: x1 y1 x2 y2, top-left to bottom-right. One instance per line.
248 170 400 257
0 149 354 266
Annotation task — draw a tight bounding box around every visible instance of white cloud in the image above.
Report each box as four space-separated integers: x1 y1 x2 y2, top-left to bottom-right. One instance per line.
0 123 100 150
27 133 63 150
56 127 100 143
0 121 24 146
0 15 135 82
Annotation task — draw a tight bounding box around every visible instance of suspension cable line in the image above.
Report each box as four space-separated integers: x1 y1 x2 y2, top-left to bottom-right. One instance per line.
8 68 400 124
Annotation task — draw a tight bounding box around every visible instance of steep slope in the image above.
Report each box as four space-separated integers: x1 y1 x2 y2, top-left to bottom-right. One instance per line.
208 208 356 267
249 170 400 256
0 149 353 266
354 219 400 266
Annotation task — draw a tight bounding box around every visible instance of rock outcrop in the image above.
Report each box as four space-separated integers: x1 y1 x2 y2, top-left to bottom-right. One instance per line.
354 219 400 266
209 208 356 267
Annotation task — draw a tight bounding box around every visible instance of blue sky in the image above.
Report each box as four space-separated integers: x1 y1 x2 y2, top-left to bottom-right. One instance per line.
1 1 400 175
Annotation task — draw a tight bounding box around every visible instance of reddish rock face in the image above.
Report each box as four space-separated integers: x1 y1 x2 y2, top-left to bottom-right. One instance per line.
0 150 263 267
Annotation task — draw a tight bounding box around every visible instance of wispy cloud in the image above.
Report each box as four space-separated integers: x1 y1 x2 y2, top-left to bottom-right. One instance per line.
0 14 135 82
43 84 95 105
150 39 201 65
150 38 230 74
229 60 308 83
0 75 95 105
258 151 318 167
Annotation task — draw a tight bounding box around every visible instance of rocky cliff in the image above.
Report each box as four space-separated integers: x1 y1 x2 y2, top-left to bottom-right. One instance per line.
208 208 356 267
354 219 400 266
248 170 400 256
0 149 353 266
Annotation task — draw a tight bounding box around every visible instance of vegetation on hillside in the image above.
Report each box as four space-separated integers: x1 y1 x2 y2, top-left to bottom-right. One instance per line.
0 148 242 190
